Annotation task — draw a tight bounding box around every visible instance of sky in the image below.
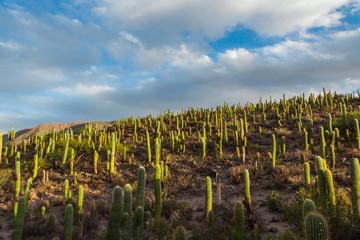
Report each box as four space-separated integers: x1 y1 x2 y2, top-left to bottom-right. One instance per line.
1 0 360 132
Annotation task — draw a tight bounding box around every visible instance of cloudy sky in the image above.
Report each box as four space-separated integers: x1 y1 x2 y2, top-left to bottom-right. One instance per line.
0 0 360 132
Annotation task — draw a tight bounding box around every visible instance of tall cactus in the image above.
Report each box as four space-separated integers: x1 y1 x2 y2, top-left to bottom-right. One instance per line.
271 134 276 168
135 206 144 240
110 132 115 174
350 158 360 220
320 127 326 160
77 185 83 215
154 165 162 232
304 162 311 190
64 179 69 202
65 204 73 240
231 201 245 240
106 186 123 240
205 176 212 218
244 169 251 208
14 196 26 240
94 150 99 175
15 159 21 197
324 169 335 205
62 132 70 171
315 156 326 201
147 132 151 162
355 119 360 149
33 154 38 180
123 184 132 240
155 138 160 166
304 212 328 240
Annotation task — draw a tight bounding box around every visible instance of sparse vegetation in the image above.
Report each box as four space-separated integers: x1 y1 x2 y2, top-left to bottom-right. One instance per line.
0 89 360 239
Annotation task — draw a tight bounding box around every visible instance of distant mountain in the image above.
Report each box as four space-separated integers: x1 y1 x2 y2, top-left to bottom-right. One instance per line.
2 121 113 146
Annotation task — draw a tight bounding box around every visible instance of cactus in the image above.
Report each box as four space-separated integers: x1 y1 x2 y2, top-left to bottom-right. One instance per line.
135 166 146 235
94 150 98 175
304 212 328 240
328 114 332 133
302 199 316 218
135 206 144 240
123 184 132 240
304 162 311 190
175 226 187 240
15 160 21 197
24 178 32 211
320 127 326 160
62 133 70 171
350 158 360 220
33 154 38 179
147 131 151 162
65 204 73 240
355 119 360 149
231 201 245 240
14 196 26 240
315 156 327 201
244 169 251 208
64 179 69 201
201 137 206 158
205 176 212 218
272 134 276 168
106 186 123 240
154 165 162 232
324 169 335 205
155 138 160 165
330 144 335 170
77 185 83 215
41 206 46 218
0 131 2 163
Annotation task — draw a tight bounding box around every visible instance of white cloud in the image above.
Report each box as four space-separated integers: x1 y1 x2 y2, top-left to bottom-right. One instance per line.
53 84 116 96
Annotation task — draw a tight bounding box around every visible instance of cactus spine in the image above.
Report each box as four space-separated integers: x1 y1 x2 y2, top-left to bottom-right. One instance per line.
154 165 162 232
304 212 328 240
244 169 251 208
350 158 360 220
205 176 212 218
65 204 73 240
106 186 123 240
14 196 26 240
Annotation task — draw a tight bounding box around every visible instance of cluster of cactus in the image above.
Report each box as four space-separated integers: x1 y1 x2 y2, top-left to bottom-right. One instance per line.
315 156 335 205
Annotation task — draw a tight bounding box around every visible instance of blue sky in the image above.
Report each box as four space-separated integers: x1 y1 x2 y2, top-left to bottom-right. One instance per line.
1 0 360 132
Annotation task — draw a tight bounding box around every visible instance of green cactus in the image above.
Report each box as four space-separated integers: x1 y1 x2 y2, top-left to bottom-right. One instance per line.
272 134 276 168
208 210 214 240
320 127 326 160
0 131 2 164
15 160 21 197
77 185 83 215
147 132 151 162
64 179 69 201
33 154 38 180
244 169 251 208
355 119 360 149
328 114 332 133
304 212 328 240
302 199 316 218
201 137 206 158
324 169 335 205
41 206 46 219
231 201 245 240
110 133 115 174
136 166 146 209
14 196 26 240
62 133 70 171
315 156 327 201
155 138 160 166
304 129 309 150
106 186 123 240
175 226 187 240
350 158 360 220
24 178 32 211
123 184 132 240
65 204 73 240
205 176 212 219
135 206 144 240
154 165 162 232
94 150 98 175
304 162 311 190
